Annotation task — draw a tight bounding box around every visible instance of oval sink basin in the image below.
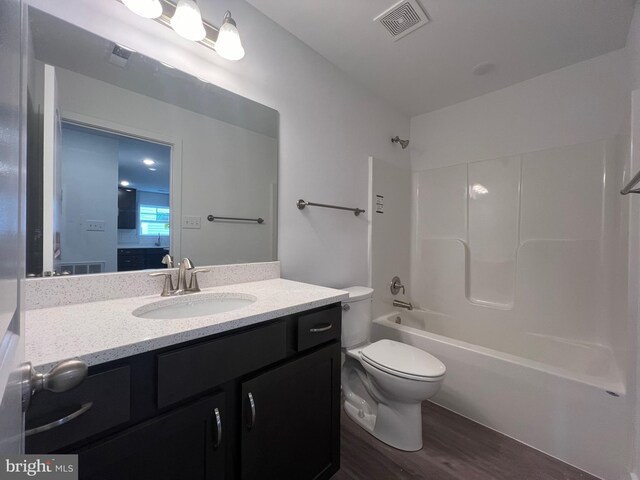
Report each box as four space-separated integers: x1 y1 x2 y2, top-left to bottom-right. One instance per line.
133 293 257 319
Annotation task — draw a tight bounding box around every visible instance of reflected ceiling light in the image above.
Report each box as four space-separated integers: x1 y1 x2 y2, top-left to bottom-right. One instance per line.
122 0 163 19
171 0 206 41
148 167 157 171
215 11 245 61
470 184 489 199
143 158 155 165
120 180 131 187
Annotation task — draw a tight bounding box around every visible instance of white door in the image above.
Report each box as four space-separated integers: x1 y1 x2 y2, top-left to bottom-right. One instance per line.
0 0 26 453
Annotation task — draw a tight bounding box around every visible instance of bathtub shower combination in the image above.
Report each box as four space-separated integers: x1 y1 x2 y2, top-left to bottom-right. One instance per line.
370 136 632 480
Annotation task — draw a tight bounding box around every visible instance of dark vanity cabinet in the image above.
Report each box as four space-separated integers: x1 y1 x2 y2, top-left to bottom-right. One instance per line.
117 247 169 271
240 345 339 480
25 304 342 480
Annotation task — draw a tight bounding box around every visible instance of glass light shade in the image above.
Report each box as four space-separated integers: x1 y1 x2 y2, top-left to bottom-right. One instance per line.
170 0 206 41
215 18 245 61
122 0 163 19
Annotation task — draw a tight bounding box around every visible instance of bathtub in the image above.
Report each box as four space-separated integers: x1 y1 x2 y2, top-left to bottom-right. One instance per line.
372 310 632 480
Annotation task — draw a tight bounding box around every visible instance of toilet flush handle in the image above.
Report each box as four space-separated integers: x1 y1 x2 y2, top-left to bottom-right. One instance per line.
342 304 350 312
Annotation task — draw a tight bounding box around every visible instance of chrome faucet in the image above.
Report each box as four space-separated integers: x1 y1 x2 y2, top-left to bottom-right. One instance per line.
176 258 194 293
393 299 413 311
150 257 209 296
161 254 174 268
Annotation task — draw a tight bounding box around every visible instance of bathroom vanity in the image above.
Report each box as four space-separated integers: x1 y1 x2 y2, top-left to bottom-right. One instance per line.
24 272 346 480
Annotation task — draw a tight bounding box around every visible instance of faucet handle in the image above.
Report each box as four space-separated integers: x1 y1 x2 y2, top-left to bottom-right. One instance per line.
390 276 405 296
149 272 175 296
188 269 210 292
161 254 174 268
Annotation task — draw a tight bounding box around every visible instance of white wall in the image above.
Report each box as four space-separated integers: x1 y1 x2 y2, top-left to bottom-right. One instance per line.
60 125 119 272
368 158 411 319
410 48 631 171
625 6 640 480
27 0 411 289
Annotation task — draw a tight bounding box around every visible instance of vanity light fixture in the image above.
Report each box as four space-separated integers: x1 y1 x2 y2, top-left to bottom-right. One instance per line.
170 0 206 41
143 158 155 165
118 0 246 61
215 11 245 61
123 0 163 18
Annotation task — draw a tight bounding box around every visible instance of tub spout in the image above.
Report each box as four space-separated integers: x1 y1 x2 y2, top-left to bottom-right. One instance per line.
393 300 413 311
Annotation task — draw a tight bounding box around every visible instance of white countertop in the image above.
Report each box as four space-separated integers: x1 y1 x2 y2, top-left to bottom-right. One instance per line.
26 278 348 372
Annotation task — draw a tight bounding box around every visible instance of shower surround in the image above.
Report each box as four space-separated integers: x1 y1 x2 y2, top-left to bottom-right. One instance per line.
369 135 632 479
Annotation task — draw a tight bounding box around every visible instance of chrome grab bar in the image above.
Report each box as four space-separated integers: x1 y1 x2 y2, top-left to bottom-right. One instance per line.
296 199 365 216
621 169 640 195
26 402 93 436
207 215 264 224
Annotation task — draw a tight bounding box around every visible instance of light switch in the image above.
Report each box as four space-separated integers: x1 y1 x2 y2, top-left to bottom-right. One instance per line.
182 216 201 229
86 220 105 231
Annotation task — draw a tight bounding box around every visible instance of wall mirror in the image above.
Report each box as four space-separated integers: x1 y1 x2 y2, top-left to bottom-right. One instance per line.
26 7 279 277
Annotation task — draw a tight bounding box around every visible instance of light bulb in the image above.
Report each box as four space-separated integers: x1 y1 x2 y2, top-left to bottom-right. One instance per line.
170 0 206 41
215 11 245 61
122 0 163 19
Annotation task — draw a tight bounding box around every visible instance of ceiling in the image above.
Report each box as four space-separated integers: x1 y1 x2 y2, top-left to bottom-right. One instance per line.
246 0 636 116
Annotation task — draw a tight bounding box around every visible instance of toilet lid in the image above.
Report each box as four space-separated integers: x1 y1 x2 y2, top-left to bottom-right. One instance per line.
361 340 446 380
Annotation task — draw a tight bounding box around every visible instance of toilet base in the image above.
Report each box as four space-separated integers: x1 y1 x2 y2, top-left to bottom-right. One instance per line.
344 399 424 452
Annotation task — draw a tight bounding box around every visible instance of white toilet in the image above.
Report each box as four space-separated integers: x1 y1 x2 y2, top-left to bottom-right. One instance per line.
341 287 446 451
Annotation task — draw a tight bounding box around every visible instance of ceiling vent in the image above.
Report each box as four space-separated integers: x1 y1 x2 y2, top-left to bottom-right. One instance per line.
374 0 429 41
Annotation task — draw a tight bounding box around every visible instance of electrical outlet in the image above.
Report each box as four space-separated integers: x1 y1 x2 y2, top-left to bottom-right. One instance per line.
182 216 201 229
86 220 105 232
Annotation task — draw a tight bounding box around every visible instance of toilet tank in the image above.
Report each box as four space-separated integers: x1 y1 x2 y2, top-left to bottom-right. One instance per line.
341 286 374 348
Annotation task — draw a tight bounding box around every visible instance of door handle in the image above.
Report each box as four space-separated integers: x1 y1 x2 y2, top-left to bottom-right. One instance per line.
212 407 222 449
21 358 88 412
247 392 256 430
25 402 93 436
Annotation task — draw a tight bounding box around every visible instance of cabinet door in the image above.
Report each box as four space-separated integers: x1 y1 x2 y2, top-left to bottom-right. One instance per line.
78 392 226 480
241 343 340 480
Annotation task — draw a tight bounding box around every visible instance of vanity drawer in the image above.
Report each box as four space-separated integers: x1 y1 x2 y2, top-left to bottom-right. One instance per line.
26 366 131 453
157 320 287 409
297 306 341 352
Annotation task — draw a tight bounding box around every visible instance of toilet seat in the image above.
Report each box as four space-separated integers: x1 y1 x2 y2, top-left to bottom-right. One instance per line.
360 339 446 382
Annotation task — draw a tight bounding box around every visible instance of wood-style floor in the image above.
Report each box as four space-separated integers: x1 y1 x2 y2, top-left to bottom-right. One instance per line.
333 401 598 480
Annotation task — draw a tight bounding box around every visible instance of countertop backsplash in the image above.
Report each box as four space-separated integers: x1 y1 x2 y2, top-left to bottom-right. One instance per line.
25 261 281 310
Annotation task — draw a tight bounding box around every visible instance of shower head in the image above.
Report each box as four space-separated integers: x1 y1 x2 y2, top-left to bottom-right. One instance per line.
391 136 409 149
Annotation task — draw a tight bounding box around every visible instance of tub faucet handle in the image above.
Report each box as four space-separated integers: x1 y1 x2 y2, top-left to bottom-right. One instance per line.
390 276 405 296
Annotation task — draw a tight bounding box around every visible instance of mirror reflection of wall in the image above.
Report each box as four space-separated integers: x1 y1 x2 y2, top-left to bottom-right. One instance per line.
26 8 279 277
54 122 171 275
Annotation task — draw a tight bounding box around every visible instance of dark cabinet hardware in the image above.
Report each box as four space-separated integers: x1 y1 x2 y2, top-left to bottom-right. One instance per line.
246 393 256 430
310 323 333 333
213 408 222 450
